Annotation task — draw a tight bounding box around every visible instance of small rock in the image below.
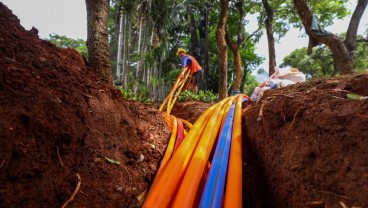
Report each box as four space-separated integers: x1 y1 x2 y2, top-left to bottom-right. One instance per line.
136 154 144 163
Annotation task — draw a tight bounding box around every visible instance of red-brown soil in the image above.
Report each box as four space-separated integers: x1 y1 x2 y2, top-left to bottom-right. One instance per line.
0 3 170 207
1 3 367 208
243 76 368 208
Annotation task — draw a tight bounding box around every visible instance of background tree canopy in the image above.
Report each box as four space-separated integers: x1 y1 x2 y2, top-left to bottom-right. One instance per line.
49 0 368 101
48 34 88 58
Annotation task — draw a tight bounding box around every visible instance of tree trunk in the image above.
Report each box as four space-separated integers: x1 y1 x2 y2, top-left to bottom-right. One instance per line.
123 16 130 90
293 0 353 74
85 0 112 83
109 4 121 79
233 49 242 92
226 36 242 92
262 0 276 76
116 13 124 84
153 28 160 48
240 63 248 93
225 0 244 93
345 0 368 57
188 6 201 60
204 1 210 90
134 16 145 94
216 0 229 100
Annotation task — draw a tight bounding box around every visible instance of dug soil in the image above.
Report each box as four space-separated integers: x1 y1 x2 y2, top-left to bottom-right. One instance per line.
1 3 367 208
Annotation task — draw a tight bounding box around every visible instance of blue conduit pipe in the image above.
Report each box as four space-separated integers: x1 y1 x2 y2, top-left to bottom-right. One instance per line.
198 102 236 208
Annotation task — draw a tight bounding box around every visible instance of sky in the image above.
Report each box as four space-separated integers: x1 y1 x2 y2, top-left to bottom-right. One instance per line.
2 0 367 77
1 0 87 40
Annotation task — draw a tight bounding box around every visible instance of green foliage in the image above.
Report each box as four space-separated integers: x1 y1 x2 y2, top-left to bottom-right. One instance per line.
178 90 218 102
205 1 263 93
252 0 350 40
116 86 152 104
310 0 350 25
281 47 334 78
353 36 368 72
47 34 88 58
106 0 361 104
243 74 260 97
107 0 266 101
281 34 368 78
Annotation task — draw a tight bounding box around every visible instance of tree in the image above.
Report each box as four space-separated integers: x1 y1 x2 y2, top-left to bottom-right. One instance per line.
252 0 350 76
106 0 262 101
262 0 276 75
86 0 112 84
293 0 368 74
200 1 212 90
225 0 245 93
108 0 125 83
133 1 148 94
281 47 335 78
345 0 368 57
216 0 229 100
282 34 368 78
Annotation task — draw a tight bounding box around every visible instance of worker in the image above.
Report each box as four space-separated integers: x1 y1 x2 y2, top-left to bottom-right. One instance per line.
176 48 204 94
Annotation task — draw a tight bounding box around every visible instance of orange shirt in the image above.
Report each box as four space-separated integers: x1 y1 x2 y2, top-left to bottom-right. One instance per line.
181 54 202 73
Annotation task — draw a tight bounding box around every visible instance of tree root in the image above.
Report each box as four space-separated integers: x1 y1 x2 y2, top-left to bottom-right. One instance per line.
62 173 81 208
56 146 64 168
288 108 301 131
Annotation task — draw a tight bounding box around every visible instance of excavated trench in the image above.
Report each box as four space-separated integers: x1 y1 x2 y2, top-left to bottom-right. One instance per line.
173 80 368 208
1 2 367 207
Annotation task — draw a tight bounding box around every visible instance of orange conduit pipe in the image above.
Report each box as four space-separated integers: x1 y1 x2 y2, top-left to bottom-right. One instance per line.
156 115 178 175
143 97 233 208
163 114 189 134
174 119 185 151
179 118 192 129
172 96 239 207
166 74 189 115
159 68 191 114
149 61 248 208
143 109 213 207
159 71 185 112
167 72 192 113
167 72 191 114
224 95 247 207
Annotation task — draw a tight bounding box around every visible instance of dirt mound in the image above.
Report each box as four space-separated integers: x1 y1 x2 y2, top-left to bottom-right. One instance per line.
243 74 368 207
0 3 170 207
171 101 213 124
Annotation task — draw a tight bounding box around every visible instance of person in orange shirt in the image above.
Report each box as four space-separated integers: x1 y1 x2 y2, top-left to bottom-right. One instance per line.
176 48 204 94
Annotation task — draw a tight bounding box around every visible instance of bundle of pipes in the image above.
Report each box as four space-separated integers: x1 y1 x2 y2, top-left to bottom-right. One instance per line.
146 68 248 208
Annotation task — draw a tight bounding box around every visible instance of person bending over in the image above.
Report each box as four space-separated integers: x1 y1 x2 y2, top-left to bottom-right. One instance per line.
176 48 204 94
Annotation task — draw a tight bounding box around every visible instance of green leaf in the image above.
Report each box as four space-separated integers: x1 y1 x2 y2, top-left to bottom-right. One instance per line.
346 93 368 100
105 156 121 165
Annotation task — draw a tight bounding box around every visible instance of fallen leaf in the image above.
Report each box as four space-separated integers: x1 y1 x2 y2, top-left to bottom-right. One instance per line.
105 157 121 165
